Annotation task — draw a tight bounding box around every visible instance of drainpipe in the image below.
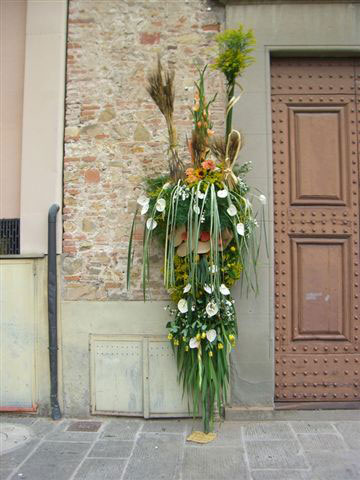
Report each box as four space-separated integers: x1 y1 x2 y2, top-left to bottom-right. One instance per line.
48 204 61 420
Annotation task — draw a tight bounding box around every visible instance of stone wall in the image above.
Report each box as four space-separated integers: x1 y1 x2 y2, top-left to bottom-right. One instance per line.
63 0 226 301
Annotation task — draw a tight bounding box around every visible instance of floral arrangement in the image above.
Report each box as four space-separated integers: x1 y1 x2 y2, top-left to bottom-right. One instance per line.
127 25 265 434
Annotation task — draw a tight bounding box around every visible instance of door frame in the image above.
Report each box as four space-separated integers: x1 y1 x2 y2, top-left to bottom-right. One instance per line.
265 47 360 407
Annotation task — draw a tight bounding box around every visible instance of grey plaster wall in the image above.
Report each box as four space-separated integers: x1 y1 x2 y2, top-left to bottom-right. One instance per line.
227 2 360 406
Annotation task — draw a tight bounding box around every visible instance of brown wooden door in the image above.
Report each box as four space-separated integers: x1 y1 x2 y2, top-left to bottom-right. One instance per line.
271 58 360 403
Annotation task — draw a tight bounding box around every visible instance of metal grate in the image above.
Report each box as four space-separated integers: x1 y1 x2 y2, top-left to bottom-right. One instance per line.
67 421 102 432
0 219 20 254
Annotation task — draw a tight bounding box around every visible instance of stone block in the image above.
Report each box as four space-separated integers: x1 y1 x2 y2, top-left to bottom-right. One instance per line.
291 421 336 434
245 440 307 469
180 446 249 480
297 433 347 451
334 422 360 450
88 440 133 458
100 419 142 441
243 422 294 441
142 419 186 434
74 459 126 480
251 471 312 480
306 450 360 480
11 441 88 480
123 433 183 480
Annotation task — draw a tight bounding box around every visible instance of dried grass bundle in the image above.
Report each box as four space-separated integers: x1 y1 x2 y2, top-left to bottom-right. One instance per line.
210 136 227 162
147 56 184 180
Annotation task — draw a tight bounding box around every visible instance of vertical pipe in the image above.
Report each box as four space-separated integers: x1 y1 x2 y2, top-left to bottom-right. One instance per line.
48 204 61 420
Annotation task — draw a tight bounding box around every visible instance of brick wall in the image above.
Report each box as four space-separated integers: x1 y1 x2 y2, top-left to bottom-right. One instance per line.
63 0 225 301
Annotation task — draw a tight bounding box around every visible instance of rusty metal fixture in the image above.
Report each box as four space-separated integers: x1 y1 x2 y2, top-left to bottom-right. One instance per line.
271 58 360 403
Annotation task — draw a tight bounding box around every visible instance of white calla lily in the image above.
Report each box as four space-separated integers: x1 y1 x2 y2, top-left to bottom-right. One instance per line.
163 182 171 190
259 194 267 205
193 205 200 214
146 218 157 230
189 337 200 349
236 223 245 236
206 329 217 343
177 298 188 313
137 194 149 206
197 191 205 199
219 284 230 296
156 198 166 212
227 204 237 216
206 301 219 317
217 189 228 198
141 203 149 215
183 284 191 293
204 284 214 294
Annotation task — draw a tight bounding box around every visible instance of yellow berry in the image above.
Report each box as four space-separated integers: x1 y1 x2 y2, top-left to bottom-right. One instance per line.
208 351 213 357
185 346 189 352
167 333 173 340
174 339 179 346
196 333 201 341
229 334 235 342
182 337 187 342
201 332 206 339
218 343 224 350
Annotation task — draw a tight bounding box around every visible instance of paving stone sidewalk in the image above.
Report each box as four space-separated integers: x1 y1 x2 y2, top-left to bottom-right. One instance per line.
1 412 360 480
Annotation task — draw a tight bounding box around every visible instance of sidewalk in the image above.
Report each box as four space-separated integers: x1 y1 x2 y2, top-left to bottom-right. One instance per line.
1 412 359 480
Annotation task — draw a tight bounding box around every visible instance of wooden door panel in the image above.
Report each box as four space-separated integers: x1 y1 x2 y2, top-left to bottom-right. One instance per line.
289 104 349 205
291 237 351 340
272 58 360 403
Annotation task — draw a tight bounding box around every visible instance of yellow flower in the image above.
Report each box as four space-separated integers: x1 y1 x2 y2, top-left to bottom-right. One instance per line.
230 246 236 252
201 332 206 339
229 334 235 342
185 346 189 352
218 343 224 350
174 339 179 346
167 333 173 340
182 336 187 342
196 333 201 341
208 351 213 357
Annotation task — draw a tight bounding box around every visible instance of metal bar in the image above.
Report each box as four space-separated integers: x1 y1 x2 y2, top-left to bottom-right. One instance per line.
48 204 61 420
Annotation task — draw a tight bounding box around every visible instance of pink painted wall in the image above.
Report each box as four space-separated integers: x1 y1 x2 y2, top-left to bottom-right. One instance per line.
0 0 27 218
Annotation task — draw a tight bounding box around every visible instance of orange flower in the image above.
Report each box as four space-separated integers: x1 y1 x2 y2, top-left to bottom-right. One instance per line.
201 159 216 171
193 102 200 112
207 129 215 136
186 167 195 176
186 174 198 184
197 121 202 128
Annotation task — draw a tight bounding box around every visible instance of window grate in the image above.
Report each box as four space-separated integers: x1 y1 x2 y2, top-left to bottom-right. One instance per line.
0 219 20 254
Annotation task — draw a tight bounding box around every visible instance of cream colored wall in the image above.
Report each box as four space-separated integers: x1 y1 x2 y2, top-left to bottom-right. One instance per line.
20 0 67 254
0 1 27 219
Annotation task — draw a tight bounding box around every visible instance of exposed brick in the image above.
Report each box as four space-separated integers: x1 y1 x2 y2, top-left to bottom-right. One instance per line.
85 169 100 183
63 0 225 301
140 32 160 45
202 23 221 32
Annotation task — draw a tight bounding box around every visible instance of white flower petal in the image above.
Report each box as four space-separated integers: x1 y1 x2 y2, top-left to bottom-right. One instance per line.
227 204 237 217
163 182 171 190
141 203 149 215
206 329 217 343
177 298 188 314
193 205 200 214
156 198 166 212
219 284 230 296
189 337 200 349
183 283 191 293
217 189 228 198
137 195 150 206
236 223 245 236
204 284 214 294
197 191 205 199
259 194 267 205
146 218 157 230
206 301 219 317
209 265 218 274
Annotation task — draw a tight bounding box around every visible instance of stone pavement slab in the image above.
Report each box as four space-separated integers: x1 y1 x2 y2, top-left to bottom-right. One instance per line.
1 414 360 480
180 446 249 480
122 432 183 480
